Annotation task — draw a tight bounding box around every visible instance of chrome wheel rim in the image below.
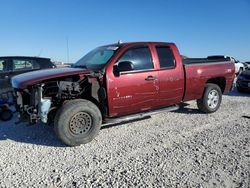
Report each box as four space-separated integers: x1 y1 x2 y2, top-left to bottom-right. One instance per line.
69 112 92 135
207 90 219 109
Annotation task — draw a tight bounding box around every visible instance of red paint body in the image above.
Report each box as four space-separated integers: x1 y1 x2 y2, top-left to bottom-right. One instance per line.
105 42 235 117
11 42 235 118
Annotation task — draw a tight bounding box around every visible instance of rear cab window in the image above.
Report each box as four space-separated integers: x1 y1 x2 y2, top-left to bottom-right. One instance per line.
117 46 153 71
156 46 176 69
13 59 40 71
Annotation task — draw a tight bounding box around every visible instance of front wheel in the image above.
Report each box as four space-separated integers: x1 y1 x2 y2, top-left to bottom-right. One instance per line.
197 84 222 113
54 99 102 146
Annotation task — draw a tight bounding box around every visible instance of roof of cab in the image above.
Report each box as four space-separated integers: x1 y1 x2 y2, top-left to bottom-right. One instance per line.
102 41 174 48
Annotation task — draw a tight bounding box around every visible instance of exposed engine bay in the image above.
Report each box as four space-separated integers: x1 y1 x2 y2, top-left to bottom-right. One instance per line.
15 74 106 124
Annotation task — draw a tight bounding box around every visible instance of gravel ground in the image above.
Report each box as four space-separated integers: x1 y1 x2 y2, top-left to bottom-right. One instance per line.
0 89 249 187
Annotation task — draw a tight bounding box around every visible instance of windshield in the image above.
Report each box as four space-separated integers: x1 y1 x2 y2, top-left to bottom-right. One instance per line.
73 46 119 71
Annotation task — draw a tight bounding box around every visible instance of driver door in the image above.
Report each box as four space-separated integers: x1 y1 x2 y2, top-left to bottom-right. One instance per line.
107 46 159 117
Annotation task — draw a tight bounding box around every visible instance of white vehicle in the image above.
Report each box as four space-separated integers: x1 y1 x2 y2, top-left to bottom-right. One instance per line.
243 62 250 70
233 58 245 74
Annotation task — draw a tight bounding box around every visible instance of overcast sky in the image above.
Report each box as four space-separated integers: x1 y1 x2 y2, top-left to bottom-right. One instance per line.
0 0 249 63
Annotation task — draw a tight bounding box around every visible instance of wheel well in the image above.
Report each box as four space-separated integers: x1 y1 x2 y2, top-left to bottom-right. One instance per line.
206 77 226 93
83 96 99 108
81 96 107 118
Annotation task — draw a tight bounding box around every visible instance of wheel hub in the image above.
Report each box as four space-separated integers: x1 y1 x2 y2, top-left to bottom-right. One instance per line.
69 112 92 135
207 90 219 109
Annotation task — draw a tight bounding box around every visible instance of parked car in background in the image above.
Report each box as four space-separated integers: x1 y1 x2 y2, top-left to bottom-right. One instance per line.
207 56 245 75
0 56 55 94
11 42 235 146
236 70 250 93
243 62 250 70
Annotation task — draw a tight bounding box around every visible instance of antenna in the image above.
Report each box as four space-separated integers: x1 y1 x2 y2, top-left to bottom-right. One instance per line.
37 49 43 57
118 40 122 44
66 36 69 64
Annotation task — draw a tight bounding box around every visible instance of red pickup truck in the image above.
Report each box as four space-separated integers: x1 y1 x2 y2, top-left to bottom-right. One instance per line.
11 42 235 146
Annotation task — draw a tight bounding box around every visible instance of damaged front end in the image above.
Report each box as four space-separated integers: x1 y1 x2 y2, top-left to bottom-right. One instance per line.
15 85 52 124
14 73 105 124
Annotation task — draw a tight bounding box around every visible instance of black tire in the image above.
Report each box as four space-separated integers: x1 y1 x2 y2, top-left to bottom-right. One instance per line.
47 108 58 127
0 108 13 121
54 99 102 146
197 83 222 113
237 86 244 93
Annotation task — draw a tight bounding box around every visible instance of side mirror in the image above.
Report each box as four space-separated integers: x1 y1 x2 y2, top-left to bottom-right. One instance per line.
117 61 134 72
113 61 134 76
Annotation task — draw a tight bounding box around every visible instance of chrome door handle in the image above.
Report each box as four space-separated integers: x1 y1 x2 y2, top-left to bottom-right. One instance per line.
145 76 157 81
4 75 9 79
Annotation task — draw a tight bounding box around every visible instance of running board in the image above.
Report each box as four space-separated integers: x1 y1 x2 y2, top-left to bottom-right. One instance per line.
103 105 179 126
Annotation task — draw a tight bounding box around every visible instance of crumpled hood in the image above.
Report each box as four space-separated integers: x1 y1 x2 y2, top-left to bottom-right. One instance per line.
11 68 91 89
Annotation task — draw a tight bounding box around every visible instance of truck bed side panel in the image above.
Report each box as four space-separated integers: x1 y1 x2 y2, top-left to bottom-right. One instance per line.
183 61 235 101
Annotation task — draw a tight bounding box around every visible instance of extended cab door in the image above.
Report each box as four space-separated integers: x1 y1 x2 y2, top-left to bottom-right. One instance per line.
153 45 185 107
106 45 159 117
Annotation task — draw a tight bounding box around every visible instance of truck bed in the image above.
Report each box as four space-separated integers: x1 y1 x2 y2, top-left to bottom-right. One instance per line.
182 58 235 102
182 57 230 65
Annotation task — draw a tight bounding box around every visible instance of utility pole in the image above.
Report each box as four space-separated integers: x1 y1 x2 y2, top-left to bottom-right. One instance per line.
66 36 69 64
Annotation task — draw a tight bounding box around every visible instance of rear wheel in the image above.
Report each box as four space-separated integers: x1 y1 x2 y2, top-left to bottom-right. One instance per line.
197 84 222 113
54 99 102 146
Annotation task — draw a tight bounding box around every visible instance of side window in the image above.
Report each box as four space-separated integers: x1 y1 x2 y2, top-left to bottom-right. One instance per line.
13 60 40 71
0 60 8 72
118 47 153 71
31 61 40 69
156 46 176 68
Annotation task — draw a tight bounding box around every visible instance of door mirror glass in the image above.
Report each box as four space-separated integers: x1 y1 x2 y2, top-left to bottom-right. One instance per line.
113 61 134 76
117 61 134 72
